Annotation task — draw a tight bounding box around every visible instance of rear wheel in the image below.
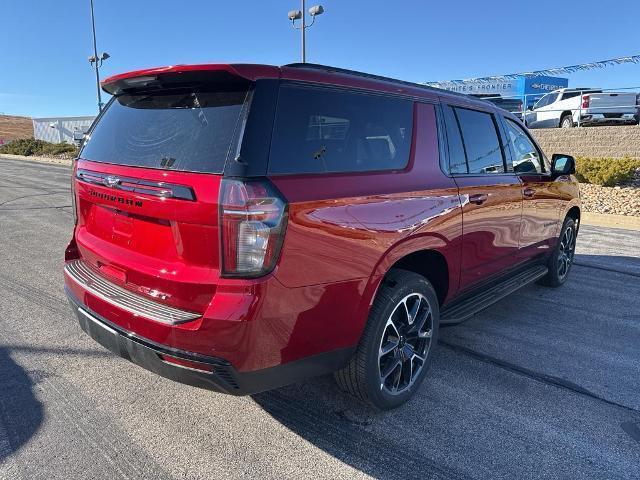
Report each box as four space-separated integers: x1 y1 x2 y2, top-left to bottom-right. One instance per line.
539 217 577 287
560 114 574 128
334 269 439 410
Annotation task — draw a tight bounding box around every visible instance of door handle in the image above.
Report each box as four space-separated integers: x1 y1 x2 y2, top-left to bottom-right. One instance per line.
469 193 488 205
523 188 536 198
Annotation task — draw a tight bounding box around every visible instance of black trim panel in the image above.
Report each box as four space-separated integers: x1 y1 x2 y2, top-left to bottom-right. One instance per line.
224 79 279 177
76 168 196 201
66 287 355 395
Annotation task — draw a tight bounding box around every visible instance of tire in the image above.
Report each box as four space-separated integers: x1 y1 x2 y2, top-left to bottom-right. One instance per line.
334 269 439 410
560 114 573 128
539 217 577 287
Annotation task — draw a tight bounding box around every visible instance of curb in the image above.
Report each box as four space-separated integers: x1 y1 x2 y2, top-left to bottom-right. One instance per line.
0 153 72 166
581 212 640 231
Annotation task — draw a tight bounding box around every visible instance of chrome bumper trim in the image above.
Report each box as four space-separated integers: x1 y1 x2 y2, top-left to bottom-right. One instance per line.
64 260 200 325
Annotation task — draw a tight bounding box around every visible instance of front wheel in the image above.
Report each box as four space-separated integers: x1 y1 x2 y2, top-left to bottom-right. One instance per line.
539 217 577 287
334 269 439 410
560 114 574 128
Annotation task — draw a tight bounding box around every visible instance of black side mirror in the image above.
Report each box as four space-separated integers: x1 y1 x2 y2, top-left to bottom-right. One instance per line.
551 154 576 176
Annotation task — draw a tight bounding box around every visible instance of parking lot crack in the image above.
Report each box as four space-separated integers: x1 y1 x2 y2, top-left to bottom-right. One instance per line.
621 421 640 444
439 340 640 415
573 262 640 278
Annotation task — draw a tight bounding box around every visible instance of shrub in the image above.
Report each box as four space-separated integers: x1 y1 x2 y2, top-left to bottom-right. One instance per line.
574 157 640 187
0 138 79 158
39 142 78 156
0 138 46 156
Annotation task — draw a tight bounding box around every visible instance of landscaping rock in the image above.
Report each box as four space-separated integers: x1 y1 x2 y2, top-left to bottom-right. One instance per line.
579 183 640 217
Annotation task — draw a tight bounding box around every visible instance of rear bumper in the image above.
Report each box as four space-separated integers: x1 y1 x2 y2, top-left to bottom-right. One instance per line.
579 113 637 124
66 287 354 395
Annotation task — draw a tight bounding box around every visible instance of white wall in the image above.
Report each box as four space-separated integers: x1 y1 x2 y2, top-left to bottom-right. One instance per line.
32 116 95 144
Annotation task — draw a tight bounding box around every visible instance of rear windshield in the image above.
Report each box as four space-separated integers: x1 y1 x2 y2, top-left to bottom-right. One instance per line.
80 88 248 173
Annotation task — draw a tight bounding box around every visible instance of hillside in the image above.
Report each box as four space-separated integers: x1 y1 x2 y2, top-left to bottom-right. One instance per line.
0 114 33 142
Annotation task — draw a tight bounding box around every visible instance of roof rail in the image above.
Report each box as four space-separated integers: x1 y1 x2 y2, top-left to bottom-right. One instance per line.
283 63 472 99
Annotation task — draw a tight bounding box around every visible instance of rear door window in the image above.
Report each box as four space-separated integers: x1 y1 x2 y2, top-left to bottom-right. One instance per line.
453 107 505 174
442 105 468 174
268 86 413 175
80 89 248 173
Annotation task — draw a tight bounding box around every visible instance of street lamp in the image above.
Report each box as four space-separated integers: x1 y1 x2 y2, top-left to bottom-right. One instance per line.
288 1 324 63
88 0 109 112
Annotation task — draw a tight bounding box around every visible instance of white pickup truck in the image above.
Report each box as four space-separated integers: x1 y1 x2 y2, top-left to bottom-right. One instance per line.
525 88 639 128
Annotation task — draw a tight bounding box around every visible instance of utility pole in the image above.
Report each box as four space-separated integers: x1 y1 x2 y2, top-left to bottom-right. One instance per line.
288 2 324 63
88 0 109 112
301 0 306 63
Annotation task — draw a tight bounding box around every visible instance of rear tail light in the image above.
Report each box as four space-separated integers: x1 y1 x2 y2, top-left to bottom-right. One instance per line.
71 166 78 225
581 95 590 109
219 178 288 278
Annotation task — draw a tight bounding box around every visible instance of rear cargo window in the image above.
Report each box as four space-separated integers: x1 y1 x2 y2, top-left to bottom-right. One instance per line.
268 86 413 175
80 89 248 173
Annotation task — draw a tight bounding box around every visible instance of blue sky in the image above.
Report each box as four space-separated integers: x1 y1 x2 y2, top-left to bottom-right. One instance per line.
1 0 639 118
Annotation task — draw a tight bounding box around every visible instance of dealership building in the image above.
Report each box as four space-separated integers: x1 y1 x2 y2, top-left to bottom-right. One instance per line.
428 75 569 107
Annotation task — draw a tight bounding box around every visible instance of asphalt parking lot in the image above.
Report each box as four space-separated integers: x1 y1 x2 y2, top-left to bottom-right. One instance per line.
0 157 638 480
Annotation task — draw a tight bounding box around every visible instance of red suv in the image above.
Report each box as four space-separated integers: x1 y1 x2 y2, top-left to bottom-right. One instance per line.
64 63 581 410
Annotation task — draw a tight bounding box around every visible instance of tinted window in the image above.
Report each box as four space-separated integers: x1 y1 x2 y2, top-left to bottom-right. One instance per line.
442 105 467 174
268 86 413 174
561 91 582 101
81 89 248 173
504 118 543 174
454 108 505 174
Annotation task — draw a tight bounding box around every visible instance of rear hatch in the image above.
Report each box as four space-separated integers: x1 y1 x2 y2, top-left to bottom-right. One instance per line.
72 69 252 314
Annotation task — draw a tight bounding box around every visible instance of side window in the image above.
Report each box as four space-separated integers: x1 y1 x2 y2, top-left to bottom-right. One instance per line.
533 95 547 109
535 93 556 109
268 86 413 175
504 118 543 174
560 91 581 101
442 105 467 174
454 107 505 174
306 115 350 140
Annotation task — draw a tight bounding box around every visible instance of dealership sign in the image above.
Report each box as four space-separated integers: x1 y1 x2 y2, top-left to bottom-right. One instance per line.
430 75 568 98
524 77 569 94
443 81 517 95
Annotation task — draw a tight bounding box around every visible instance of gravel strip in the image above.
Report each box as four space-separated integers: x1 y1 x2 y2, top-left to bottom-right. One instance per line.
580 184 640 216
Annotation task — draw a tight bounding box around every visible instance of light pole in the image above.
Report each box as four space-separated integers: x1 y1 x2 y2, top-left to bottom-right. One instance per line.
88 0 109 112
288 2 324 63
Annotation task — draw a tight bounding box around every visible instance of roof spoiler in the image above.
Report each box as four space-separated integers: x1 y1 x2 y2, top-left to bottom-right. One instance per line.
101 64 279 95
